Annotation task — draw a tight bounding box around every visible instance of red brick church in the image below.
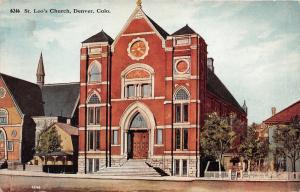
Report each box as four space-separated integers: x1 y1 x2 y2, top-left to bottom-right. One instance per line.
78 1 247 176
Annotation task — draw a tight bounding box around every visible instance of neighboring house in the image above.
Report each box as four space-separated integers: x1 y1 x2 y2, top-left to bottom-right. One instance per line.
263 100 300 172
0 53 79 168
78 2 247 176
33 122 78 173
0 73 44 164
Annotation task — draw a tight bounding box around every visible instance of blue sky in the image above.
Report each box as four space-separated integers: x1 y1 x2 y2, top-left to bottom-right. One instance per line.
0 0 299 124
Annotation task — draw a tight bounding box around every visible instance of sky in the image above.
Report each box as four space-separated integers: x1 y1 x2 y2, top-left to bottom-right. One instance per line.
0 0 299 124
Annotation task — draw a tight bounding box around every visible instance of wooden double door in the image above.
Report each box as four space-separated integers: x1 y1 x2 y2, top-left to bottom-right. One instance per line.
128 130 149 159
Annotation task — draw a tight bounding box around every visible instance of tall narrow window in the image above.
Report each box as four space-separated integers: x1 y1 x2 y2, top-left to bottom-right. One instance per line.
87 94 101 125
175 104 181 123
183 128 188 150
127 85 135 98
175 128 188 150
156 129 163 145
88 62 101 83
7 141 13 151
182 160 188 176
174 88 190 123
88 130 100 151
112 130 118 145
175 128 181 150
175 159 180 176
0 109 8 125
88 159 93 173
141 84 151 97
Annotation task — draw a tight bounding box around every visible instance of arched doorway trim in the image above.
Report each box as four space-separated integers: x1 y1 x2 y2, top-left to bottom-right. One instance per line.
119 102 156 157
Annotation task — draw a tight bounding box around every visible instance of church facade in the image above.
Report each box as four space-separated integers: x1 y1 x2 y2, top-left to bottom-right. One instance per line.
78 2 247 176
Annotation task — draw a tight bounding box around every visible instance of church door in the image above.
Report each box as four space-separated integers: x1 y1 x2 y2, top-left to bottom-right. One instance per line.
0 131 5 160
131 131 149 159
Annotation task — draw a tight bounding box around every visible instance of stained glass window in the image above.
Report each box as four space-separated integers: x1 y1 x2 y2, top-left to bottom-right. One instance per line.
130 113 147 128
175 89 189 100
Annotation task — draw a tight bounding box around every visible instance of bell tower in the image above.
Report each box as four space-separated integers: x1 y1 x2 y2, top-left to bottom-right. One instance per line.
36 52 45 88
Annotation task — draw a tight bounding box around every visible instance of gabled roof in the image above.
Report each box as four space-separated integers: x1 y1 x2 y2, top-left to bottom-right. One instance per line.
112 6 169 49
55 123 78 136
42 83 79 118
145 14 169 39
172 25 196 36
264 100 300 125
0 73 44 116
206 69 245 113
82 30 114 44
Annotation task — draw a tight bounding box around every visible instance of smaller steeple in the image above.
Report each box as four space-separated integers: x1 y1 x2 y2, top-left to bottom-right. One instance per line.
36 52 45 88
242 100 248 114
136 0 142 7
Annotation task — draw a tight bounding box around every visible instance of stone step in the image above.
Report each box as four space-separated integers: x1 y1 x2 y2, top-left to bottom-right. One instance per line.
100 169 157 173
97 159 161 177
97 171 161 176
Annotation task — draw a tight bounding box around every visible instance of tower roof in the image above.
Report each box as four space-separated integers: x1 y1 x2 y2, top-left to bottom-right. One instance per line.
82 30 114 44
36 52 45 76
172 24 197 36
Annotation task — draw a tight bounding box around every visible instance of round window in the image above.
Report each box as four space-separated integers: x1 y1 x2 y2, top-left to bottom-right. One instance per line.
176 60 189 74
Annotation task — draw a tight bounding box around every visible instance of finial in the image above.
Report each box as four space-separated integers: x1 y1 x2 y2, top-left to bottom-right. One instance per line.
136 0 142 7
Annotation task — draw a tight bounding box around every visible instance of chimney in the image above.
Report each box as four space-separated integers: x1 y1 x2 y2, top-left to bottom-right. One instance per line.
271 107 276 116
207 58 214 72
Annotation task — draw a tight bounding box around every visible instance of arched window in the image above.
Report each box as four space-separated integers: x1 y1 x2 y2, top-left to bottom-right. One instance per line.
0 109 8 125
174 88 190 123
130 113 147 128
88 94 100 104
175 88 190 100
88 62 101 83
87 94 100 125
121 64 154 99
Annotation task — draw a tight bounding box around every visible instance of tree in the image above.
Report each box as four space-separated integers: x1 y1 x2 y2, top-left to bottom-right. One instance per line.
273 116 300 172
36 127 62 154
257 139 269 171
239 123 269 172
201 112 236 173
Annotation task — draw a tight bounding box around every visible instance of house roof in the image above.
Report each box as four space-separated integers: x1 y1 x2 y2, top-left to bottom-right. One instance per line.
263 100 300 125
145 14 169 39
42 83 79 118
0 73 44 116
55 122 78 136
82 30 114 44
172 25 196 36
206 69 245 113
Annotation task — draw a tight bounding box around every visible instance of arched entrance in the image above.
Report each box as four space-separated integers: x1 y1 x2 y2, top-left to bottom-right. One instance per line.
120 102 156 159
0 128 7 160
127 113 149 159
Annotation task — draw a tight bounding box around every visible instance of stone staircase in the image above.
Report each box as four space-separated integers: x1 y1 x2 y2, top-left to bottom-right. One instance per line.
97 159 161 177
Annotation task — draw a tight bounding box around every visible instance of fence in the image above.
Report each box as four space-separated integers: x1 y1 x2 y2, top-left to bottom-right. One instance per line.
204 171 300 181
